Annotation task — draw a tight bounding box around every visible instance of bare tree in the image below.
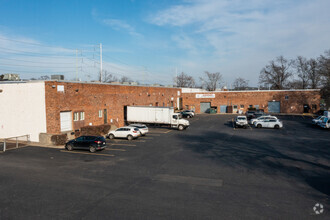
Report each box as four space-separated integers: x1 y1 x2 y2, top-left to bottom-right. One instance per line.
103 70 118 83
39 75 50 80
232 77 249 90
120 76 133 83
307 58 321 89
259 56 293 90
318 50 330 107
293 56 310 89
174 72 196 88
199 71 223 91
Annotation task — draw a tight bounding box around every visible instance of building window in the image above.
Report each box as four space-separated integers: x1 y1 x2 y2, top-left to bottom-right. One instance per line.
249 105 253 108
98 110 102 118
240 105 244 108
74 112 79 121
285 95 289 100
312 104 317 110
80 112 85 120
233 105 238 109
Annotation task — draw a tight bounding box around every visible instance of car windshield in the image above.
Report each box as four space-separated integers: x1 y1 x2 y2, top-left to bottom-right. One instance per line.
237 117 246 120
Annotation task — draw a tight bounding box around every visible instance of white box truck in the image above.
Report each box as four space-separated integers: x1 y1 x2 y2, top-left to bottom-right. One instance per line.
126 106 189 130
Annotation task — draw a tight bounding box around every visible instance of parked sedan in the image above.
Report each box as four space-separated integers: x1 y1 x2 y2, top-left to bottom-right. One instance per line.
65 136 106 153
107 126 140 140
128 124 149 136
182 110 195 117
180 111 193 118
250 115 277 124
254 119 283 129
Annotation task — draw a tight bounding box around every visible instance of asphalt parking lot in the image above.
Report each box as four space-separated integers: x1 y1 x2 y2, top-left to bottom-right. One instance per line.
0 114 329 219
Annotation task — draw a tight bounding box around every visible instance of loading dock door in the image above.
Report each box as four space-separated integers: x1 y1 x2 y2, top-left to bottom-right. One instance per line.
268 101 280 113
60 111 72 132
220 105 227 113
200 102 211 113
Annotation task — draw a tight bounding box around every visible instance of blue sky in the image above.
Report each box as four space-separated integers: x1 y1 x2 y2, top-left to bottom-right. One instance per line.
0 0 330 86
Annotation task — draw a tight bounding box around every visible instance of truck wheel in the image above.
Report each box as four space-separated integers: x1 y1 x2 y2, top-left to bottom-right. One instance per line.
178 125 184 131
109 134 115 139
127 135 133 141
274 125 279 129
257 124 262 128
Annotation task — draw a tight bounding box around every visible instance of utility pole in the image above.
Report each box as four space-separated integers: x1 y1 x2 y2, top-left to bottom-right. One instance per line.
75 49 78 81
100 43 103 82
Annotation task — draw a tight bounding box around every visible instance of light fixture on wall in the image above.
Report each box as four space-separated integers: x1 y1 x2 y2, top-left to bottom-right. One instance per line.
52 85 56 88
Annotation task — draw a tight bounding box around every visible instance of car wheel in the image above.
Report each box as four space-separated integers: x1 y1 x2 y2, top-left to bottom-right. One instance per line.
178 125 184 131
89 146 96 153
257 124 262 128
274 124 279 129
127 135 133 141
66 144 73 151
109 134 115 139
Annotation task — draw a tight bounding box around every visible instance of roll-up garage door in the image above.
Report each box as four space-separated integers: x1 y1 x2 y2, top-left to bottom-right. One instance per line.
268 101 280 113
60 111 72 132
200 102 211 113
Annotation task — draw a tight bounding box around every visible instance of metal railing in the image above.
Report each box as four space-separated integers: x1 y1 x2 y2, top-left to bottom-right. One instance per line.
1 135 30 152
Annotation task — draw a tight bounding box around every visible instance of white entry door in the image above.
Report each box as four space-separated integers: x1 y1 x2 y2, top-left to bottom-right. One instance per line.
60 111 72 132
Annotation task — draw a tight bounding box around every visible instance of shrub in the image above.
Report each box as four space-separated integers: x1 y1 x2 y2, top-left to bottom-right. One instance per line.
51 134 67 145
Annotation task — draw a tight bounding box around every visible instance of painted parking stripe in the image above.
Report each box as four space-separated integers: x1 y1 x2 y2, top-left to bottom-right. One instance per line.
105 148 126 152
60 150 114 157
110 143 136 146
147 134 160 136
141 137 153 139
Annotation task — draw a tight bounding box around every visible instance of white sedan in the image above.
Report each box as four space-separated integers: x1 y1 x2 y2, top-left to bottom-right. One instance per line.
128 124 149 136
107 126 140 140
250 115 277 124
254 119 283 129
312 116 326 125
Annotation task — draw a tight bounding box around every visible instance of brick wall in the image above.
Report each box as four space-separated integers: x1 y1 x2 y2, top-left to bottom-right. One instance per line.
45 81 181 134
181 90 321 114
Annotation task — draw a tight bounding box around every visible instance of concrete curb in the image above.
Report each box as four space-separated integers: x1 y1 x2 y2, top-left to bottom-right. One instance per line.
29 142 65 149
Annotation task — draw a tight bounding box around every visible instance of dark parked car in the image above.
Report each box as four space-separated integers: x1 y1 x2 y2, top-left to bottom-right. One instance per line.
245 111 256 119
180 111 193 118
65 136 106 153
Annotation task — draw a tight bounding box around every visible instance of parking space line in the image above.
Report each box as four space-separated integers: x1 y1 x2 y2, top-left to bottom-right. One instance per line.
136 140 146 142
105 148 126 151
60 150 115 157
110 143 136 146
147 134 160 136
165 130 172 133
141 137 153 139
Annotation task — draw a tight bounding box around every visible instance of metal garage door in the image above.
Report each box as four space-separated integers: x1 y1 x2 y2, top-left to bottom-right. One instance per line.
200 102 211 113
60 111 72 132
220 105 227 113
268 101 280 113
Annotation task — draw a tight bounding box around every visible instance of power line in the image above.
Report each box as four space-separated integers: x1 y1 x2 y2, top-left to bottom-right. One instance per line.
0 62 77 69
0 57 75 65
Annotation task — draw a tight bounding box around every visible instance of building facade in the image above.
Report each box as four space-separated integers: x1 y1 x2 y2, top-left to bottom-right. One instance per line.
0 81 321 142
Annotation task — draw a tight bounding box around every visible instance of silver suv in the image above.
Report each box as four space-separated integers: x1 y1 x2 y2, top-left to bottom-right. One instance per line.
234 116 248 129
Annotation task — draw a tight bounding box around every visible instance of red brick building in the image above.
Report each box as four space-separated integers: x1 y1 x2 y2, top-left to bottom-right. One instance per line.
1 80 320 142
181 88 320 114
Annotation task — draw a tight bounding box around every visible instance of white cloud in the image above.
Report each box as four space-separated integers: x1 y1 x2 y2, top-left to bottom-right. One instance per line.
102 19 143 38
149 0 330 86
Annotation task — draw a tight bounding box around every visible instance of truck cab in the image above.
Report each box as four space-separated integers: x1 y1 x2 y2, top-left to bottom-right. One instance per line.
171 113 190 130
